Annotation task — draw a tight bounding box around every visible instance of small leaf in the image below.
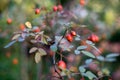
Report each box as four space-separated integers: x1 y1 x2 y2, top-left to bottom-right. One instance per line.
75 37 80 41
29 33 35 36
30 40 37 43
81 51 95 58
64 70 71 79
35 52 41 63
75 35 81 41
50 44 57 52
86 71 97 79
4 40 16 48
105 58 116 62
37 31 44 35
102 68 110 75
79 66 86 73
85 59 93 65
60 71 66 76
74 50 80 55
18 37 25 42
29 47 38 53
12 34 21 40
96 56 105 61
91 45 101 53
106 53 119 58
41 35 48 44
86 40 94 45
25 21 32 28
38 48 47 56
77 45 87 50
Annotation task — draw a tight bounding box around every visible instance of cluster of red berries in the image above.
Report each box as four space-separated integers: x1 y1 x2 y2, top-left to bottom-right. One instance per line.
80 0 85 6
53 4 63 12
57 60 66 70
87 34 99 43
66 31 76 42
35 4 63 14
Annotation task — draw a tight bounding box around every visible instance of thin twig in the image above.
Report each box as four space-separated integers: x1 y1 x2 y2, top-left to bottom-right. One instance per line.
56 51 67 59
53 53 63 80
57 28 68 47
52 27 68 80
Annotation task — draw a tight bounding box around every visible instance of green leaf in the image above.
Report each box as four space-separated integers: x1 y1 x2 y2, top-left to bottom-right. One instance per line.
86 40 95 45
29 47 38 53
105 58 116 62
74 50 80 55
86 71 97 79
35 52 41 63
37 31 44 35
38 48 47 56
91 45 101 53
30 40 37 43
18 37 25 42
75 35 80 41
41 35 48 44
4 40 17 48
60 71 66 76
106 53 119 58
96 56 105 61
12 34 21 40
79 66 86 73
64 69 71 79
85 59 93 65
102 68 110 75
81 51 95 58
77 45 87 50
75 37 80 41
50 44 57 52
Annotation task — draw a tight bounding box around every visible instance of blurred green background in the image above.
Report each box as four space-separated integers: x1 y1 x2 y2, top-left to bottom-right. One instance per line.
0 0 120 80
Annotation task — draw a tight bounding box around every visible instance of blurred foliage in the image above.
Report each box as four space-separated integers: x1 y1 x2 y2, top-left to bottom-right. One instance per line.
0 0 120 80
109 29 120 43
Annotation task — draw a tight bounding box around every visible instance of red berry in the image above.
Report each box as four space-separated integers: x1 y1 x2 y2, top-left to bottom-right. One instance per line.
33 27 40 32
7 18 12 24
95 35 99 42
35 8 40 14
57 5 63 11
12 58 18 65
71 31 76 36
91 34 96 42
20 24 25 31
53 6 58 12
58 60 66 69
66 34 73 42
88 34 99 43
80 0 85 6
